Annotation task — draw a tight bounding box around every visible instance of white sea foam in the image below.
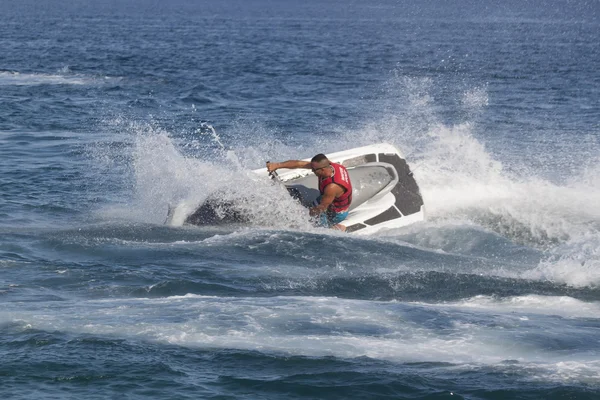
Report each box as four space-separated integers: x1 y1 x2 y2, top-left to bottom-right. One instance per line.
0 70 90 86
3 294 599 384
523 245 600 287
425 294 600 319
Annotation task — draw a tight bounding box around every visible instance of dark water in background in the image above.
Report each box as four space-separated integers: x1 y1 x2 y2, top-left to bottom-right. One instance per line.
1 0 600 398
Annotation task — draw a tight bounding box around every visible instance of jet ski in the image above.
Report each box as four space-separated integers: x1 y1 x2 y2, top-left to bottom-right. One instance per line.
166 143 425 234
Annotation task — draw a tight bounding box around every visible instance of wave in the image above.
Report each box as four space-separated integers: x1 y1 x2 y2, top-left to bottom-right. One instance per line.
419 294 600 319
3 294 600 384
0 69 117 86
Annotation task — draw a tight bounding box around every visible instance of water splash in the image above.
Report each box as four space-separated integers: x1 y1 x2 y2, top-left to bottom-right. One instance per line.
92 118 312 230
92 75 600 287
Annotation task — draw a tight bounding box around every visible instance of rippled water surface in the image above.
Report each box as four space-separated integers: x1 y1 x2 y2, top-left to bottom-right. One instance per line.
1 1 600 399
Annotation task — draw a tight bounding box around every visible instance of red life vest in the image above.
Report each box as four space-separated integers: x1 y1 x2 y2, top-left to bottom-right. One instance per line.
318 162 352 212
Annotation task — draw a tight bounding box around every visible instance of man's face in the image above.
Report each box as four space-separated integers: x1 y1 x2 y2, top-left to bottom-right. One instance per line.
311 161 330 177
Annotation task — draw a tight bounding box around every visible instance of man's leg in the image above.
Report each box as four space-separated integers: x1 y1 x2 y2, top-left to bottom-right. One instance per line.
330 210 348 232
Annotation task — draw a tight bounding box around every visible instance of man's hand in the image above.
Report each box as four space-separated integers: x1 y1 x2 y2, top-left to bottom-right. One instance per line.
309 183 344 216
266 162 278 173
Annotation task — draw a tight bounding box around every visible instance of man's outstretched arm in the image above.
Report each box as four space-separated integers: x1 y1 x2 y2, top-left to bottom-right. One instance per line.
267 160 311 172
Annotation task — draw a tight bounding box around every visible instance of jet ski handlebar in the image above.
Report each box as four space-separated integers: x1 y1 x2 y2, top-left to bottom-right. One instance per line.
266 161 282 183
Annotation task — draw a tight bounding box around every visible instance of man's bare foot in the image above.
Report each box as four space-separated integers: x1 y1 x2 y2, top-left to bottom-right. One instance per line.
332 224 346 232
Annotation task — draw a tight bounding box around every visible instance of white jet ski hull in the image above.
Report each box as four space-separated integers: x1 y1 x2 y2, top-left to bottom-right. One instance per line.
165 143 424 235
252 143 425 235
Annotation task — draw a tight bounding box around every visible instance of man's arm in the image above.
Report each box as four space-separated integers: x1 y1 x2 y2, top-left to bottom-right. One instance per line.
267 160 311 172
309 183 344 216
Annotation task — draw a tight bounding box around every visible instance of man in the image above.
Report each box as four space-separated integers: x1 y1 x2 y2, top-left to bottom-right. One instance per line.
267 154 352 231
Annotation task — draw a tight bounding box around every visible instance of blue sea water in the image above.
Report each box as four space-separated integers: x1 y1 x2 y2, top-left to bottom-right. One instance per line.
1 0 600 398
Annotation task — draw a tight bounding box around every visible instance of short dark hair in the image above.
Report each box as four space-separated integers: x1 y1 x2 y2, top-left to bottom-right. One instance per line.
311 153 328 163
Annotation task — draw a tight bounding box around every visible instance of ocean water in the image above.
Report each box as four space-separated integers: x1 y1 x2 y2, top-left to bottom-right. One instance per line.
1 0 600 398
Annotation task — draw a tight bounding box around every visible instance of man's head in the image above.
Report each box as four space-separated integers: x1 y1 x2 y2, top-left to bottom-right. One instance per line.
310 154 331 177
